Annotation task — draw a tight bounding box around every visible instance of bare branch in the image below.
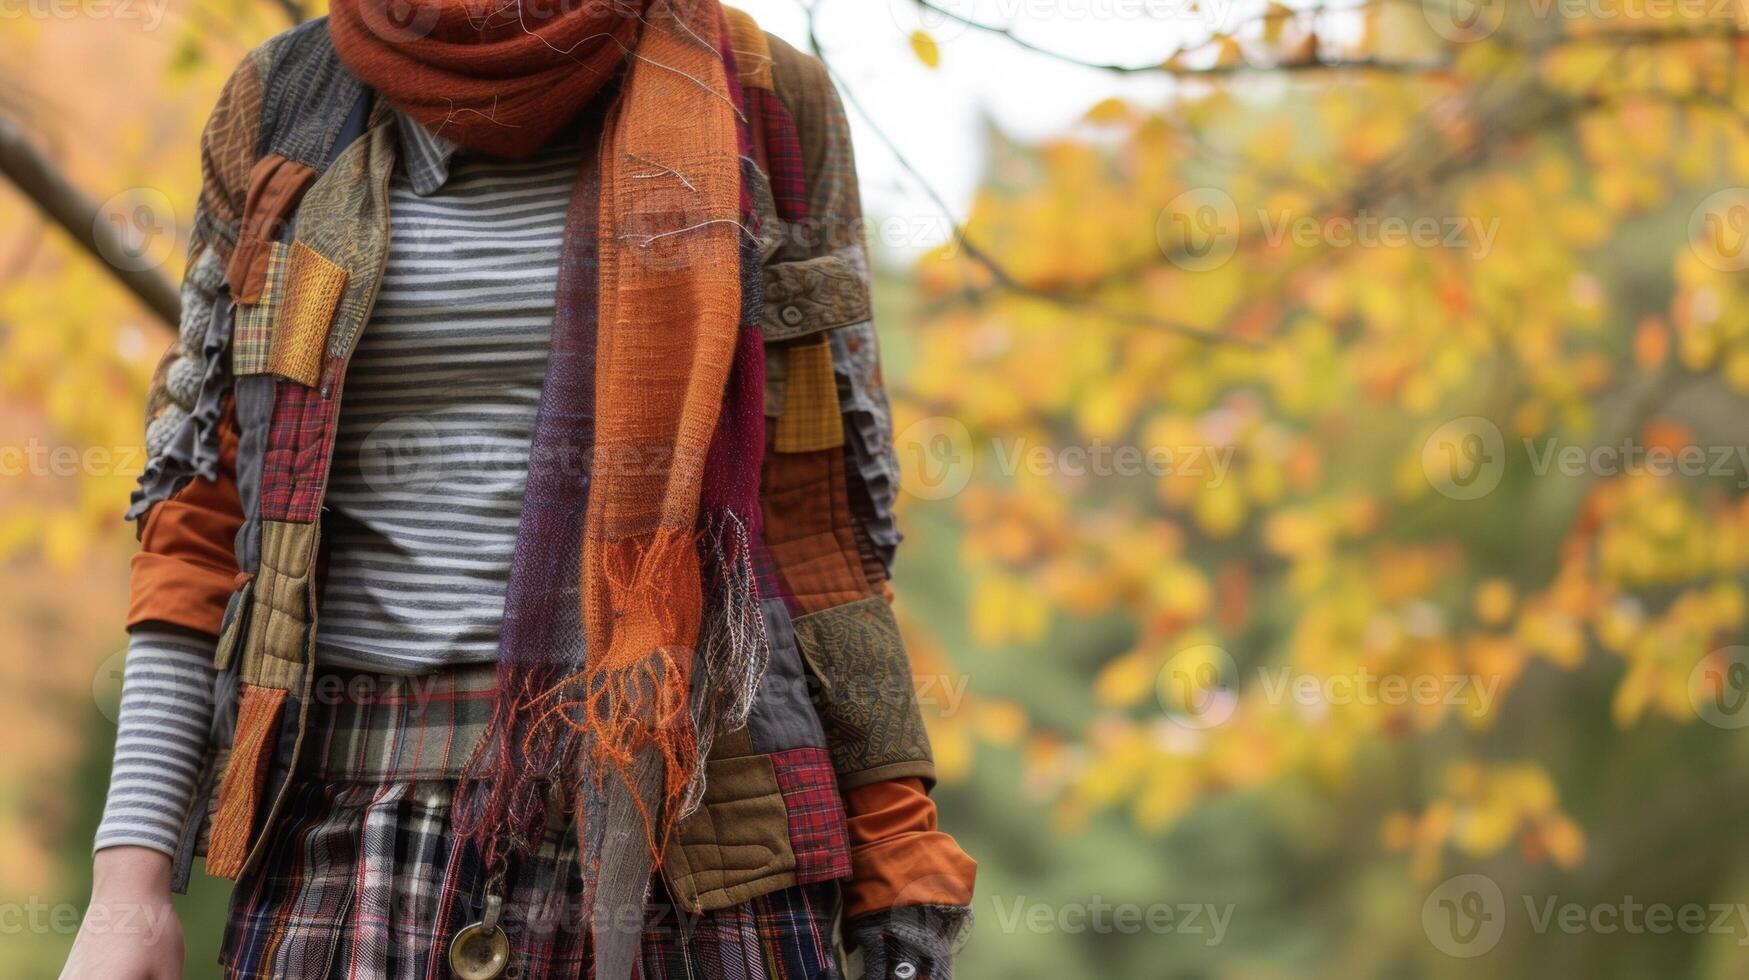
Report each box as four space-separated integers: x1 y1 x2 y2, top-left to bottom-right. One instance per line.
0 115 180 329
806 5 1256 346
273 0 307 25
906 0 1748 77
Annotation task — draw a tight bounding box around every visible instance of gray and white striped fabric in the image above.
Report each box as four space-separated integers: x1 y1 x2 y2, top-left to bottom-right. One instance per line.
97 116 577 854
94 627 217 855
314 131 576 672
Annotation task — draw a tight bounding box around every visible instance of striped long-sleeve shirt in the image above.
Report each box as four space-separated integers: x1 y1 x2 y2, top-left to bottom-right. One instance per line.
97 116 576 854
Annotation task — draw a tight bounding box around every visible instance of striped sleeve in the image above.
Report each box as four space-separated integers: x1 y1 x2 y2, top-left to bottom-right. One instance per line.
93 626 217 856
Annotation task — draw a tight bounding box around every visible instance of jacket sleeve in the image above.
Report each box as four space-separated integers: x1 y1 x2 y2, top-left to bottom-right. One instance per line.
764 35 977 953
128 408 243 635
127 50 263 635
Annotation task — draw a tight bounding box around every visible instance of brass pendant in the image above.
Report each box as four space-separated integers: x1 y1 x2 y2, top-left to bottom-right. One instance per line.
448 893 511 980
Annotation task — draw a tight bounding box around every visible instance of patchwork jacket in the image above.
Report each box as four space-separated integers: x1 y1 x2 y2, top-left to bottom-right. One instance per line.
127 15 969 925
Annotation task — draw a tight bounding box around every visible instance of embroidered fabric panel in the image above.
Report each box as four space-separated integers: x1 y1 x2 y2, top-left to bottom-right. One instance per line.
790 596 934 786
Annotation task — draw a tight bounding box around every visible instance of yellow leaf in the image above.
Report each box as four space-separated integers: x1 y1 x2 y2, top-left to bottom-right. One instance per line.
1083 97 1133 126
910 30 941 69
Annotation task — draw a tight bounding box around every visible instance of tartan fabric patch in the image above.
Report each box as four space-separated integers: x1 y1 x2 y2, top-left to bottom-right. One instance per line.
301 667 498 782
641 879 844 980
753 87 807 223
260 372 342 523
771 747 853 884
232 242 287 376
774 336 844 453
220 736 846 979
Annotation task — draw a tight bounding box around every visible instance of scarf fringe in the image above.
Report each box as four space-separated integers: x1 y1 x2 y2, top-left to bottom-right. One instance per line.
682 509 770 818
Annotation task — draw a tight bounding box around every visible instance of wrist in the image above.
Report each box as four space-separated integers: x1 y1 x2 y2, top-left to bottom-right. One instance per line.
92 846 173 899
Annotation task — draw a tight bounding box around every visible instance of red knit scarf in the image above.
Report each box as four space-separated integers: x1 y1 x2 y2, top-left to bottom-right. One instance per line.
328 0 641 158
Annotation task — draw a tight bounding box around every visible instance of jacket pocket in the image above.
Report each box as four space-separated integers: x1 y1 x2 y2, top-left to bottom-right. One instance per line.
663 752 795 912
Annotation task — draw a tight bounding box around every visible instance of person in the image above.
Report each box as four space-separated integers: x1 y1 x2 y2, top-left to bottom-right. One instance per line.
60 2 975 977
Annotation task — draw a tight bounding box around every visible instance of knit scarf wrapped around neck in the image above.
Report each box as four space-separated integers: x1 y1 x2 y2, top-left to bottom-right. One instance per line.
329 0 642 158
329 2 770 975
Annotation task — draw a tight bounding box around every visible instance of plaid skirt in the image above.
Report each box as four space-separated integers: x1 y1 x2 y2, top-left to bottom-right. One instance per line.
218 668 845 980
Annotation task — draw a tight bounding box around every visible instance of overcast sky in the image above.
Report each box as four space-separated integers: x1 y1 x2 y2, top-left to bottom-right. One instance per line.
730 0 1228 255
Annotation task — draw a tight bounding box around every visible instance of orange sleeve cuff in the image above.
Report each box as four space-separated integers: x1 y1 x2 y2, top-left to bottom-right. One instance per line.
126 416 244 635
842 777 976 920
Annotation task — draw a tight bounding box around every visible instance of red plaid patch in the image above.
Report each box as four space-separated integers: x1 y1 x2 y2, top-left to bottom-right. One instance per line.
771 746 852 884
754 87 808 223
259 362 343 523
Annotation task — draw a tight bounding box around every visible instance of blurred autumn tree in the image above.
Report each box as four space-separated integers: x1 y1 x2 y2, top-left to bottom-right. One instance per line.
7 0 1749 977
889 0 1749 976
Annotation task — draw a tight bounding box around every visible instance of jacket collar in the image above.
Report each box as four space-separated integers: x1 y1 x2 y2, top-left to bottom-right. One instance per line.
392 109 459 197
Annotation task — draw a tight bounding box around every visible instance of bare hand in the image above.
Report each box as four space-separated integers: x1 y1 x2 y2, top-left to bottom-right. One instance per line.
59 847 183 980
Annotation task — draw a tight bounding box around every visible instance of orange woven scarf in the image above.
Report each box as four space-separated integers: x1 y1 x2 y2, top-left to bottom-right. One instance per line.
332 3 766 956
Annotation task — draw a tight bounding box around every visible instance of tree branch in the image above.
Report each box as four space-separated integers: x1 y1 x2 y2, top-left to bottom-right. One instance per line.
272 0 306 26
907 0 1747 77
0 115 180 329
